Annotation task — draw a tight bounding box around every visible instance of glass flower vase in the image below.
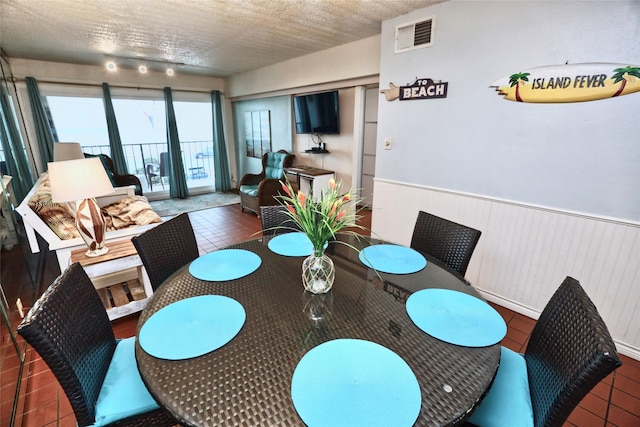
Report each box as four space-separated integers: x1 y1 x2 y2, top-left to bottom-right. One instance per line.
302 249 335 294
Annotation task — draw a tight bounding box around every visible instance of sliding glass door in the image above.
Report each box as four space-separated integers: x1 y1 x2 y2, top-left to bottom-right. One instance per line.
43 86 215 198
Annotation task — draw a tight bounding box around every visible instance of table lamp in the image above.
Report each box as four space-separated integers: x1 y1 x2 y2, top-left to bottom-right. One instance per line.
48 157 115 257
53 142 84 161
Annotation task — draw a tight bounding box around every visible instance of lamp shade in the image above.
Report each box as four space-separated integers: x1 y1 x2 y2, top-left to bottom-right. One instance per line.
53 142 84 162
49 158 115 203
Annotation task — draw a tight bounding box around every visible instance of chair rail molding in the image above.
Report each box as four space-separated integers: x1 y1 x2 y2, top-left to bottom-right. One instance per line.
372 178 640 360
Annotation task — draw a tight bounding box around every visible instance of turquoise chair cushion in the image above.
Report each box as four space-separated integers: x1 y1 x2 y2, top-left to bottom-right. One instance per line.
264 152 287 179
239 184 259 197
92 337 160 426
467 346 534 427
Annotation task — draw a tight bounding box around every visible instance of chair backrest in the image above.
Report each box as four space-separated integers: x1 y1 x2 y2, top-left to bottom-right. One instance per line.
263 150 294 179
409 210 481 276
260 205 301 236
159 152 169 177
524 276 622 427
132 213 199 290
17 263 116 426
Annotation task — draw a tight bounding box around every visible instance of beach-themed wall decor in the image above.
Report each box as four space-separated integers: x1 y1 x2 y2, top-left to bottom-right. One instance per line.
491 63 640 103
245 110 272 158
381 78 448 102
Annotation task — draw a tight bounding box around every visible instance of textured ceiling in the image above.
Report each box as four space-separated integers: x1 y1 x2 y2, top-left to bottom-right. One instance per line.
0 0 442 77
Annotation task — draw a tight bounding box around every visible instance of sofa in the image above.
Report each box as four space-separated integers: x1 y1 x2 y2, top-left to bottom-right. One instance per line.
16 172 162 272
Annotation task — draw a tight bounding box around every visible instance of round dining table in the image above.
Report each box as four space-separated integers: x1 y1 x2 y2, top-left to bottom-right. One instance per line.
135 235 501 427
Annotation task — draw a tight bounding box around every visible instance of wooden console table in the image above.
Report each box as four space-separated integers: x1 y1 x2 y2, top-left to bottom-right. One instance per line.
71 239 153 320
284 166 335 199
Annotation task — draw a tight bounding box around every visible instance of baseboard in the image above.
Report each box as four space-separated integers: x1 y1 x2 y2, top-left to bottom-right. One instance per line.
478 288 640 361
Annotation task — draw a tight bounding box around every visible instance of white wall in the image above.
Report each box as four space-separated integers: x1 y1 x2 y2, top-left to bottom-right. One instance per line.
376 1 639 221
373 1 640 358
227 36 382 192
227 36 381 98
231 96 293 184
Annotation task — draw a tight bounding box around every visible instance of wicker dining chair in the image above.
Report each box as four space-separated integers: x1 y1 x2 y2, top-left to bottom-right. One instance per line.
410 210 481 276
466 276 622 427
132 212 199 291
260 205 301 237
16 263 176 427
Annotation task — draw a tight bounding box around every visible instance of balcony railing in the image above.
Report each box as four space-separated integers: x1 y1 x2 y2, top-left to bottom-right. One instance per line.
82 140 216 196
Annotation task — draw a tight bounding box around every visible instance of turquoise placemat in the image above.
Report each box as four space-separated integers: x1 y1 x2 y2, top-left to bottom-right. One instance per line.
139 295 246 360
291 339 421 427
189 249 261 281
406 289 507 347
268 232 314 257
359 244 427 274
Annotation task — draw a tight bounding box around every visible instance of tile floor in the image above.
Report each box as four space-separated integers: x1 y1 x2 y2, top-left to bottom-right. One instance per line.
2 203 639 426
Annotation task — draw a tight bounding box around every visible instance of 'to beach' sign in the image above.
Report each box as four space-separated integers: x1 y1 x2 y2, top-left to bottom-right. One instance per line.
491 63 640 103
381 78 448 102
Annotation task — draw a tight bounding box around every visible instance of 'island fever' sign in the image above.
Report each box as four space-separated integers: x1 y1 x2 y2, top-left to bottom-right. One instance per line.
491 63 640 103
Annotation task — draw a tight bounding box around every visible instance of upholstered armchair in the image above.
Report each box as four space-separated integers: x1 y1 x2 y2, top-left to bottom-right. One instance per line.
239 150 295 216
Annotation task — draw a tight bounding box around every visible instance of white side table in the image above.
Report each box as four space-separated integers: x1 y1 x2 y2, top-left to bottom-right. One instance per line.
70 239 153 320
284 166 335 200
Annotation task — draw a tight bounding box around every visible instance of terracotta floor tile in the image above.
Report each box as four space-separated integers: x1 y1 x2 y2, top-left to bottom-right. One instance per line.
577 392 609 418
618 355 640 382
611 388 640 418
607 403 640 427
567 404 606 426
507 314 536 335
23 382 58 412
21 399 58 427
614 374 640 401
504 325 529 347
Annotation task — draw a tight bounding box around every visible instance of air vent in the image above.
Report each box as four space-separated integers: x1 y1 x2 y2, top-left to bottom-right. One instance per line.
395 16 434 53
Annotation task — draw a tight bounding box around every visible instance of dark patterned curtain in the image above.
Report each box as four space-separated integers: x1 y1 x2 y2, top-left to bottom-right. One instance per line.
102 83 128 174
164 87 189 198
211 90 231 191
26 77 56 171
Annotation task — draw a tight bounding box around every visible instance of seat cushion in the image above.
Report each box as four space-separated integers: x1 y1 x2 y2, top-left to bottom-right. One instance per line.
93 337 160 426
239 184 259 197
264 152 286 179
467 347 534 427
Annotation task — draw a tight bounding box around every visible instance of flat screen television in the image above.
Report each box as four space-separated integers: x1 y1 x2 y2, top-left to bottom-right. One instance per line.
293 90 340 134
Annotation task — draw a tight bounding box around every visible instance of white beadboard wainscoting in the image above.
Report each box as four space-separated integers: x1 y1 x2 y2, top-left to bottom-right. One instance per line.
371 178 640 360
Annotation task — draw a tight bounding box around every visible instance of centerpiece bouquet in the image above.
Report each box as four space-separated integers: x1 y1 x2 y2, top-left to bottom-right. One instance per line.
277 177 365 293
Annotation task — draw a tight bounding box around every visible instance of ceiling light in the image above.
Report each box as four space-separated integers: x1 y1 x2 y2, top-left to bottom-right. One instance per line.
106 62 117 71
139 65 147 74
166 68 174 76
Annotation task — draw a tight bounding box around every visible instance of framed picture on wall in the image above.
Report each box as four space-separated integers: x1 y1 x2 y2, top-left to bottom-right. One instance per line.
245 110 272 158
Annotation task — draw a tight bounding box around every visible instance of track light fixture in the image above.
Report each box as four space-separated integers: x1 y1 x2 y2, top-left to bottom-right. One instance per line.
105 56 184 76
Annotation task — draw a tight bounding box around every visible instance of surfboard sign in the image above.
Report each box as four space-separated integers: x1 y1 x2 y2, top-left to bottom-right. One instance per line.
490 63 640 103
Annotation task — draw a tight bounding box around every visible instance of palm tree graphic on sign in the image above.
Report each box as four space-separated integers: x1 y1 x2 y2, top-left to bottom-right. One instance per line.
612 66 640 97
508 72 530 102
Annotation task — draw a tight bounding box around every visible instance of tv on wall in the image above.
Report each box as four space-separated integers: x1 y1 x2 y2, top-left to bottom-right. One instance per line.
293 90 340 134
